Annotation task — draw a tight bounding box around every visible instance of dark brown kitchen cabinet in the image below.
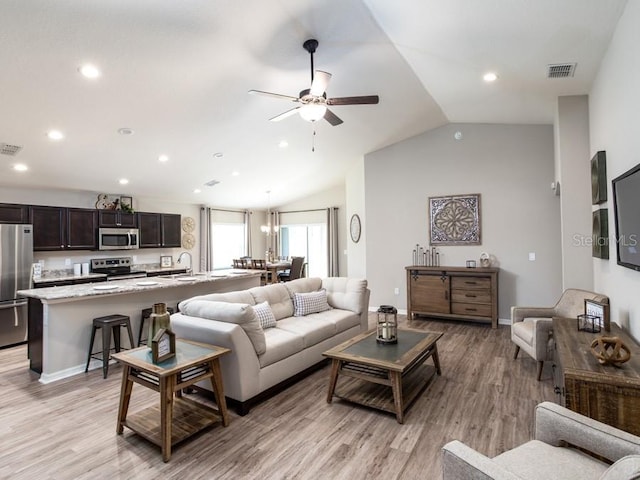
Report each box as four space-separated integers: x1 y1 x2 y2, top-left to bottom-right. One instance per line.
30 206 97 250
161 213 181 247
66 208 97 249
30 206 65 250
0 203 29 224
138 212 162 247
98 210 137 228
138 212 181 248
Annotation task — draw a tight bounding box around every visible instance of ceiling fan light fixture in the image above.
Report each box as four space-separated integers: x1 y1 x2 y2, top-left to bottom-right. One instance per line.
299 103 327 122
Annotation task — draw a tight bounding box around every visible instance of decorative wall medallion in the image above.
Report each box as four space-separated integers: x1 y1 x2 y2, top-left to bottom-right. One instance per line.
182 233 195 250
592 208 609 259
429 194 481 245
182 216 195 233
350 214 361 243
591 151 607 205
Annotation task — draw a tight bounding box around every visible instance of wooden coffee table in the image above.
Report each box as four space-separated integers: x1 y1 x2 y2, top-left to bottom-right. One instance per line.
113 339 230 462
323 328 443 424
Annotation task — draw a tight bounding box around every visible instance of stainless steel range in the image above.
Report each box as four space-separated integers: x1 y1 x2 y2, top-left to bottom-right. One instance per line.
90 257 147 281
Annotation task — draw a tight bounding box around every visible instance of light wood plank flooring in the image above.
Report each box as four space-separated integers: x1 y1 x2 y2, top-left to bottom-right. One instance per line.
0 316 553 479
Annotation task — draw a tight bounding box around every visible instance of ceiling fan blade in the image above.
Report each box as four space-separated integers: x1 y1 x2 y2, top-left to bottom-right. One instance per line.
249 90 300 102
326 95 379 106
324 109 343 126
310 70 332 97
269 107 301 122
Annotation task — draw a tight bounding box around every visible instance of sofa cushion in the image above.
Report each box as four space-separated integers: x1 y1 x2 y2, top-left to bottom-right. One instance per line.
178 300 266 355
512 318 536 346
276 316 336 348
293 290 331 316
249 284 293 320
322 278 367 314
494 440 608 480
253 301 276 329
179 290 255 311
284 277 322 296
308 309 361 333
600 455 640 480
259 327 304 368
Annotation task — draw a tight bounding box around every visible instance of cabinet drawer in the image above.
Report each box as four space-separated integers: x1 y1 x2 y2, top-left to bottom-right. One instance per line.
451 291 491 305
451 302 492 317
451 276 490 291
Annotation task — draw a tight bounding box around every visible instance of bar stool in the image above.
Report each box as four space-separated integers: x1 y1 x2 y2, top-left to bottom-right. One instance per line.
85 314 135 379
137 306 175 346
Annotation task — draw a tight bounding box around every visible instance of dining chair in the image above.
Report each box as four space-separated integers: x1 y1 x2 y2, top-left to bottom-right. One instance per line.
278 256 305 282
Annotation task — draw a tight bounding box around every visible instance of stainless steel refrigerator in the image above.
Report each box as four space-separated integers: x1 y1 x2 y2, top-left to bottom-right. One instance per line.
0 224 33 348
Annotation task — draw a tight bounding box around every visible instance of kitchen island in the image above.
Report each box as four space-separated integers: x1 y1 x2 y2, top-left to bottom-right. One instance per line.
18 270 261 383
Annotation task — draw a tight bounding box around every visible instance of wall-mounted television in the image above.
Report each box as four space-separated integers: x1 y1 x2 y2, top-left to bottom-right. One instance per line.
612 162 640 271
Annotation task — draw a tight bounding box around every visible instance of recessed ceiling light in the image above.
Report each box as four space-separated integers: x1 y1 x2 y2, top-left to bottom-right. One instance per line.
483 72 498 82
119 178 129 185
193 189 201 194
79 64 101 79
158 154 169 162
231 171 239 176
118 128 134 136
47 130 64 141
279 140 289 148
213 152 223 158
13 164 28 172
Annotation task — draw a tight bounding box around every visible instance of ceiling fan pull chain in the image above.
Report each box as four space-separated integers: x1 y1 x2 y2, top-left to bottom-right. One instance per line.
312 127 316 152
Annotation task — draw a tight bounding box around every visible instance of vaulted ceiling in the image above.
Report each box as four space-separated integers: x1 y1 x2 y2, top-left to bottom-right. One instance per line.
0 0 627 208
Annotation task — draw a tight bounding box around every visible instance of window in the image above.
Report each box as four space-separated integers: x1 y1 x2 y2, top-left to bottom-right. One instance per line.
211 223 245 269
279 222 327 278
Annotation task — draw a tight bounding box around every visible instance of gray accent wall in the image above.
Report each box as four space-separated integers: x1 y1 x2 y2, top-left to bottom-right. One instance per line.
590 0 640 339
363 123 562 321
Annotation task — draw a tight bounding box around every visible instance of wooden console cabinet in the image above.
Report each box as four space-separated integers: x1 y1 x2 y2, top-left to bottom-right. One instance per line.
552 317 640 436
406 266 499 328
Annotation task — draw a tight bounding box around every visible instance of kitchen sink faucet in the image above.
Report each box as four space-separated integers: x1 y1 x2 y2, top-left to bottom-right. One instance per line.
176 252 193 275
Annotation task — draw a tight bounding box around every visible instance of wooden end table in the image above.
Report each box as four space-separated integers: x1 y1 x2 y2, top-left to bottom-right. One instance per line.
323 328 443 424
113 339 230 462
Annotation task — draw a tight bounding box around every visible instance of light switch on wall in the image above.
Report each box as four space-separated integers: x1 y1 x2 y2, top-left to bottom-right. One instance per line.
529 252 536 261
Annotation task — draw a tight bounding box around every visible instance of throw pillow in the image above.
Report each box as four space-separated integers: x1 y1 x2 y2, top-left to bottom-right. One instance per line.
293 289 331 316
253 301 276 329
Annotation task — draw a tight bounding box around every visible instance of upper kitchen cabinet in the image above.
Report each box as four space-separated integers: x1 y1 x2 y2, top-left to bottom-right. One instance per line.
0 203 30 224
161 214 181 248
67 208 97 249
30 206 97 251
98 210 137 228
138 212 181 248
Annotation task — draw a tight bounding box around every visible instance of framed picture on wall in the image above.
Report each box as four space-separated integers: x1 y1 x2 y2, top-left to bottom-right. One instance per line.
592 209 609 259
591 151 607 205
429 193 481 245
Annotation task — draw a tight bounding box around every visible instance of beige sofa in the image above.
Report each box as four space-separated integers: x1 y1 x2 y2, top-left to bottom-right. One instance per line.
171 277 370 414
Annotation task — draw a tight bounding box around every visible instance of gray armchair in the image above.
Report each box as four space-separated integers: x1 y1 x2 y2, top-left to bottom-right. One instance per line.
442 402 640 480
511 288 609 380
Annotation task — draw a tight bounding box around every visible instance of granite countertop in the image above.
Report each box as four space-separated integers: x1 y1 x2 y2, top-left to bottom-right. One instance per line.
19 270 261 301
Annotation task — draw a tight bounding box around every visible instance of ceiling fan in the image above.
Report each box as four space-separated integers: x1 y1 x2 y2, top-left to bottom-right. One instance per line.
249 39 379 126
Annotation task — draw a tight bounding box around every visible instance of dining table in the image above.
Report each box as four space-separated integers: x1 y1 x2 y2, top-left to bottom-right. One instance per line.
265 261 291 284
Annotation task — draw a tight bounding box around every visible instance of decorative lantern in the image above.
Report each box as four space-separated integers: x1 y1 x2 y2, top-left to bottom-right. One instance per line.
376 305 398 344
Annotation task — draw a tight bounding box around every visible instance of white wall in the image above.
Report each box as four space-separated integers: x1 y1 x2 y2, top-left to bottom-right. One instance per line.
364 123 562 319
0 186 200 271
346 158 367 278
589 0 640 337
556 95 594 290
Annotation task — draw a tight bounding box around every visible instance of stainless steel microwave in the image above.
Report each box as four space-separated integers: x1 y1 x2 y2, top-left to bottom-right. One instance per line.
98 228 139 250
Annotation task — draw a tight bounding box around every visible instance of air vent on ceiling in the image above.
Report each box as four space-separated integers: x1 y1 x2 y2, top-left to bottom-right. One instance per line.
0 143 23 156
204 179 220 187
547 63 577 78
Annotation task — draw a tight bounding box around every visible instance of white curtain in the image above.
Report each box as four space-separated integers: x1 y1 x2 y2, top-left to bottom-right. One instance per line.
244 210 252 257
327 207 339 276
199 206 212 271
272 211 280 257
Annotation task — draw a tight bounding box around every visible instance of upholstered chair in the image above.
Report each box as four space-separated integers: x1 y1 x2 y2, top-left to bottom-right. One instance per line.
442 402 640 480
511 289 609 380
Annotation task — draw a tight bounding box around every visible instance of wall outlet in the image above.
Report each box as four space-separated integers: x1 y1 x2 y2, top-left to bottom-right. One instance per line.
65 258 71 266
394 287 400 295
528 252 536 261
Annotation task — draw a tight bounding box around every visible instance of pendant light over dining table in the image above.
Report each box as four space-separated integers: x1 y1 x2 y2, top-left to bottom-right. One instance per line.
261 191 278 236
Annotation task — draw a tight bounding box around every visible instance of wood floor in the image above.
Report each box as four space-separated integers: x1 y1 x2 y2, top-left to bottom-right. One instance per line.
0 316 554 480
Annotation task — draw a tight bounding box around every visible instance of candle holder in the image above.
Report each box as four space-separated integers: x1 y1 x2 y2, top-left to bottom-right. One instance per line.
376 305 398 345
